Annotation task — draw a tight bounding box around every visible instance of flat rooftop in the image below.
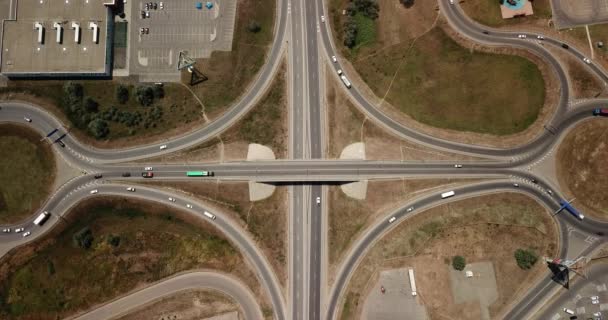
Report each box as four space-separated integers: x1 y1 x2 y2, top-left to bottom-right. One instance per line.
1 0 111 75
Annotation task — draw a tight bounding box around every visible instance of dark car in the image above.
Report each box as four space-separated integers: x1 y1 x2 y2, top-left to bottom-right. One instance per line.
94 174 103 179
562 43 569 49
122 172 131 177
153 2 157 9
482 31 489 35
142 172 154 178
57 140 65 148
531 179 538 184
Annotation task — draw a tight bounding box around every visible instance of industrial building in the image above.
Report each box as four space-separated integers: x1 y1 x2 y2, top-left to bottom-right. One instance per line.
0 0 116 78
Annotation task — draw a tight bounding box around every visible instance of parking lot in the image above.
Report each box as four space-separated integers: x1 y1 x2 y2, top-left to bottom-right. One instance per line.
128 0 236 82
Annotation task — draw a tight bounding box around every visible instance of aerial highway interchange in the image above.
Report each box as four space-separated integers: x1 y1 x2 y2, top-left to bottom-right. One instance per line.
1 0 608 319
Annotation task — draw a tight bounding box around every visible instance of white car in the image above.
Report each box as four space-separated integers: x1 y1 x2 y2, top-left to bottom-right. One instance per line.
337 69 343 75
316 197 321 205
592 296 599 300
536 35 544 40
15 227 24 233
449 0 454 4
168 197 176 202
2 228 11 233
454 164 462 168
321 15 325 23
159 1 163 9
547 189 553 195
160 145 167 150
388 216 396 223
23 231 31 237
127 187 136 192
583 57 591 64
592 299 600 305
186 204 193 209
331 55 337 63
517 34 527 39
513 183 519 187
24 117 32 122
144 167 153 171
90 189 98 194
406 207 414 212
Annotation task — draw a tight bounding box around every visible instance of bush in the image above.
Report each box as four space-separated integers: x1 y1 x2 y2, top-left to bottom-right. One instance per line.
63 82 83 102
514 249 538 269
73 227 94 249
153 85 165 99
107 234 121 247
135 85 155 107
83 96 99 113
116 85 129 104
343 17 358 48
88 118 110 139
452 255 466 270
354 0 379 19
247 20 261 33
400 0 414 8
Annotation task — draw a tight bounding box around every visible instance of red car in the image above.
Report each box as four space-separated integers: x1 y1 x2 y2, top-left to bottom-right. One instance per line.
142 172 154 178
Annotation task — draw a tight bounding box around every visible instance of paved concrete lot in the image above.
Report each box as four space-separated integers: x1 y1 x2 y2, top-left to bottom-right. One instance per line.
449 262 498 320
362 268 428 320
551 0 608 29
129 0 236 82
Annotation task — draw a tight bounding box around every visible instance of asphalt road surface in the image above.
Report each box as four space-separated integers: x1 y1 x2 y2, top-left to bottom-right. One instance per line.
72 271 263 320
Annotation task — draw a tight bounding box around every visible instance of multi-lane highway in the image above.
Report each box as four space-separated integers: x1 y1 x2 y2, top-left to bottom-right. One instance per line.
2 0 608 318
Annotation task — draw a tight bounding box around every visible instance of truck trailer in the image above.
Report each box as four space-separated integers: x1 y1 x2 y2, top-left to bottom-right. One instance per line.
33 211 50 226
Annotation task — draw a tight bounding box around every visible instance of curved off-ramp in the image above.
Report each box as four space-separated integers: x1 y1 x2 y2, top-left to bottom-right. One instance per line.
69 271 263 320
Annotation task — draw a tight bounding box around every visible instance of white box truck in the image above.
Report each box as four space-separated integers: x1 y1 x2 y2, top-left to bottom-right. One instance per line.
33 211 50 226
203 211 216 220
441 191 455 199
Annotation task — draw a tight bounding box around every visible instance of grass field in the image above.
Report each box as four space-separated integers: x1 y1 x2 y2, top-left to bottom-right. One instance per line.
0 198 252 319
187 0 276 116
0 125 55 224
338 193 557 320
329 0 546 135
460 0 552 28
556 119 608 220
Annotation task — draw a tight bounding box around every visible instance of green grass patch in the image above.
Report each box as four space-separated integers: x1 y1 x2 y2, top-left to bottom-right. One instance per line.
353 13 377 50
113 22 128 48
359 27 545 135
0 125 55 224
0 199 241 319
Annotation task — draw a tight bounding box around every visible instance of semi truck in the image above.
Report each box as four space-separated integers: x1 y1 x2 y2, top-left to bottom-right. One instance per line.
340 75 352 89
593 108 608 116
33 211 50 226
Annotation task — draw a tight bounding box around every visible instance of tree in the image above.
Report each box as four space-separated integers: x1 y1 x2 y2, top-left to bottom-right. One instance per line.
400 0 415 8
88 118 110 139
514 249 538 269
343 18 358 48
107 234 121 247
153 85 164 99
354 0 379 19
83 96 99 113
345 2 357 16
452 255 466 270
135 85 155 106
63 82 83 101
116 85 129 104
247 20 261 33
72 227 94 249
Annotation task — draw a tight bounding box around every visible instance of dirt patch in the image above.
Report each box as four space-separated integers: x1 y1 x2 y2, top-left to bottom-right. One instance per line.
0 198 268 320
337 193 558 320
0 124 56 224
325 67 482 160
556 119 608 220
117 289 240 320
137 181 288 292
328 178 484 270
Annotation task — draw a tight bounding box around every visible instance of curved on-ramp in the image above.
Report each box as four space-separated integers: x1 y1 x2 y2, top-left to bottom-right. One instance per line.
69 271 263 320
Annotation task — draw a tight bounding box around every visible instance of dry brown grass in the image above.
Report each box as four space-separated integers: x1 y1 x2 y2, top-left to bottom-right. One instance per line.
338 193 558 320
328 178 484 269
556 119 608 220
117 289 239 320
137 181 288 291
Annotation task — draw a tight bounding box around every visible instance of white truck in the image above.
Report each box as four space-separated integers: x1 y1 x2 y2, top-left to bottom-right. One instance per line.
203 211 216 220
441 191 455 199
340 75 352 89
33 211 50 226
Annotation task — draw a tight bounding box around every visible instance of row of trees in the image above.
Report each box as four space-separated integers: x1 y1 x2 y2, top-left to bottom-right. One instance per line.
61 82 166 140
342 0 380 48
452 249 539 271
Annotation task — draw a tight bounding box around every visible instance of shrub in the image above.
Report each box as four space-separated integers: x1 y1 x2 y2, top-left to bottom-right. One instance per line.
87 118 110 139
83 96 99 113
343 17 358 48
116 85 129 104
247 20 261 33
72 227 94 249
514 249 538 269
135 85 155 107
107 234 121 247
452 255 466 270
153 85 164 99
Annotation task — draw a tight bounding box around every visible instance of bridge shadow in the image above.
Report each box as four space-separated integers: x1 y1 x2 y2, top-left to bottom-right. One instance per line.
260 181 357 186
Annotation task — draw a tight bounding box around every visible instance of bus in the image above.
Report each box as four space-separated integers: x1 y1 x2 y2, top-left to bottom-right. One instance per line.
441 191 455 199
34 211 50 226
186 171 214 177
